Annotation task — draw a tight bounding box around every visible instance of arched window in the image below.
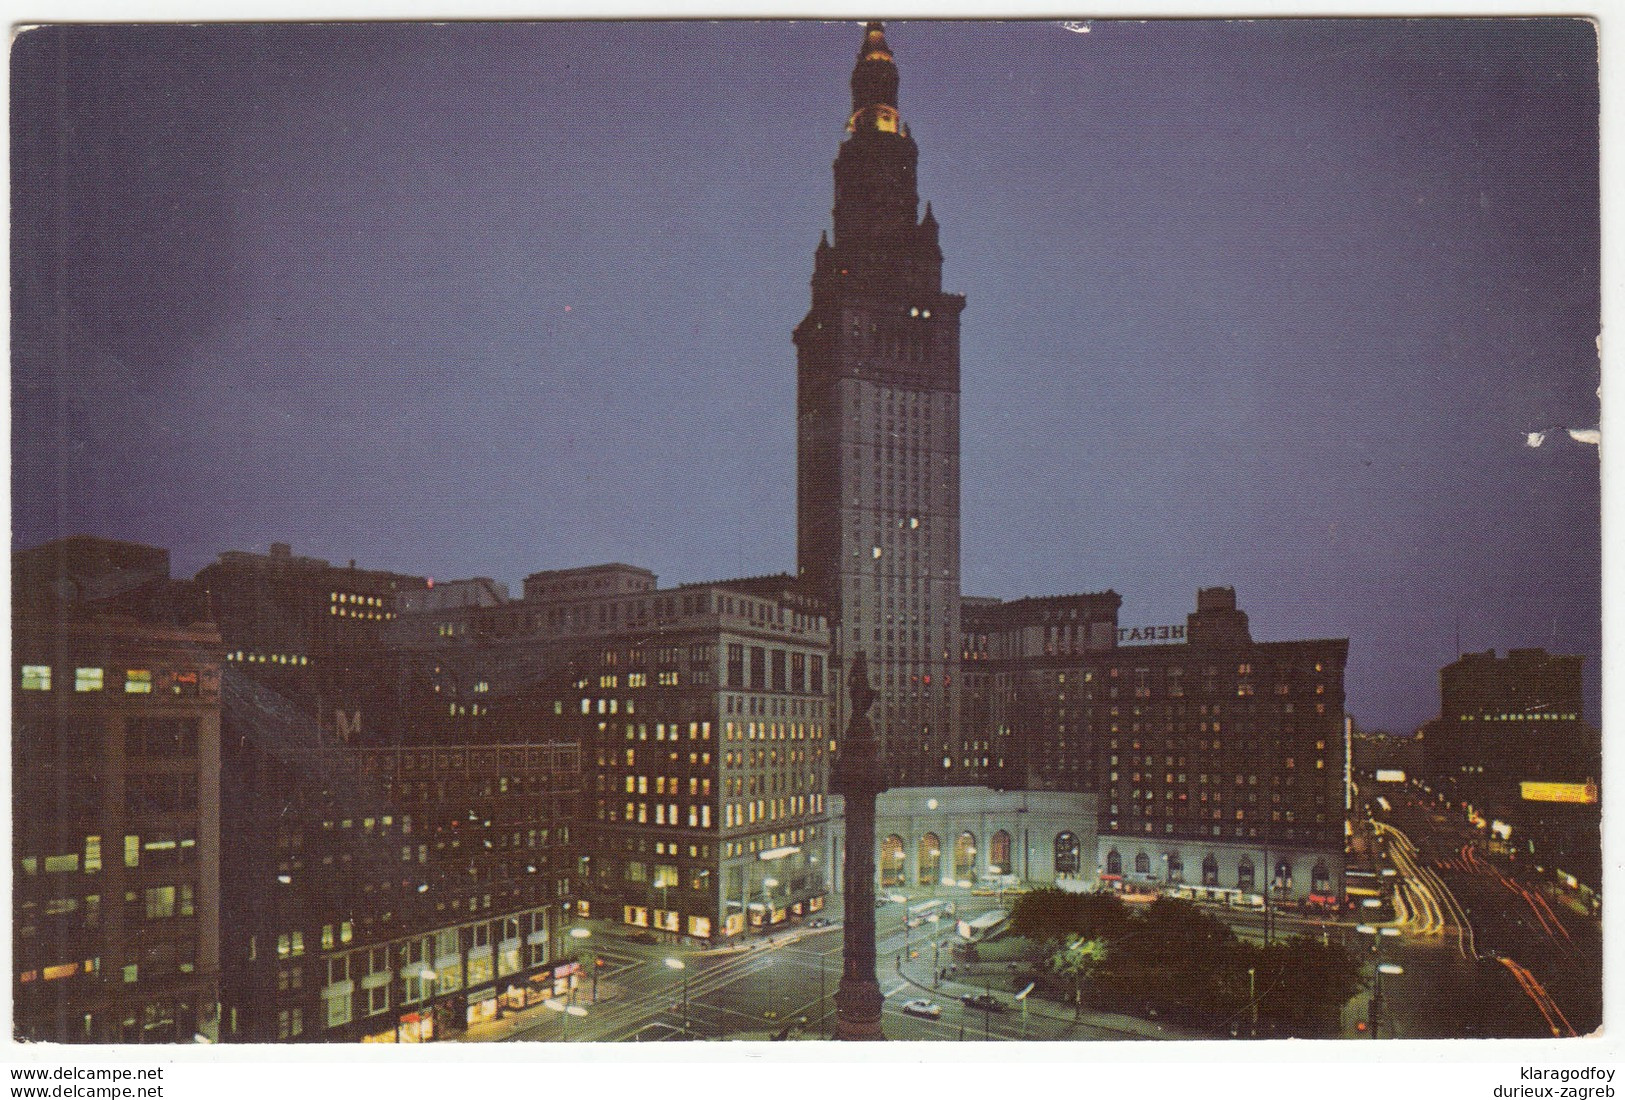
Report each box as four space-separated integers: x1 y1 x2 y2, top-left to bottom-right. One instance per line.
1202 854 1219 887
1134 851 1151 876
1312 862 1331 894
1055 832 1080 876
989 830 1013 877
879 835 906 888
1167 852 1183 884
953 832 977 880
1104 848 1121 877
918 833 942 886
1237 857 1255 891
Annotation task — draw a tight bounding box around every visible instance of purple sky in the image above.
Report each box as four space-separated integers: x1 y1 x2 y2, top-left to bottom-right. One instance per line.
11 19 1600 733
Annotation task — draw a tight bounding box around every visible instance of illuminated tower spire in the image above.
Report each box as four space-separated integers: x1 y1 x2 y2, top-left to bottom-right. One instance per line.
797 21 966 788
827 21 932 277
848 21 901 135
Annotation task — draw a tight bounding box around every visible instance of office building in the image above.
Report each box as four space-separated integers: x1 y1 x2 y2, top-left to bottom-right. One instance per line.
1421 648 1599 885
217 668 582 1043
795 22 965 787
390 566 834 942
13 537 222 1043
195 542 429 742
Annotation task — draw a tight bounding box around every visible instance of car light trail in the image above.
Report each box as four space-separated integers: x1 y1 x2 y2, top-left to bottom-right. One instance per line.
1496 956 1578 1038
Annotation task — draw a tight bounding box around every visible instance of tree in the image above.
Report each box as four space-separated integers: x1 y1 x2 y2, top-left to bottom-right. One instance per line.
1243 936 1363 1037
1090 898 1244 1029
1050 934 1108 1020
1010 888 1128 945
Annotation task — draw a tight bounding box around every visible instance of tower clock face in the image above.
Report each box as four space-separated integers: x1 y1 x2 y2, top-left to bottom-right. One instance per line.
848 104 900 134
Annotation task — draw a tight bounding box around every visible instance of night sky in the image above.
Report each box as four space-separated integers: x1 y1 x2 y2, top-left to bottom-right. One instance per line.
11 19 1601 734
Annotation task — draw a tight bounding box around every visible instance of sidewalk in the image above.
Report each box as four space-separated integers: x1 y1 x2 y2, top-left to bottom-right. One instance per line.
894 954 1196 1040
460 981 616 1044
695 922 841 957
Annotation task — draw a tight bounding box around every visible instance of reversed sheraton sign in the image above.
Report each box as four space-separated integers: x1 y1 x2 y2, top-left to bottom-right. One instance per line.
1118 624 1186 645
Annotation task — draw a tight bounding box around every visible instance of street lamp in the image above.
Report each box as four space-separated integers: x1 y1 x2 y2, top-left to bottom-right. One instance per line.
569 928 593 1001
819 949 827 1039
664 957 689 1033
419 968 436 1043
1358 925 1400 1038
761 876 779 934
1373 962 1403 1039
1016 981 1034 1040
545 996 587 1041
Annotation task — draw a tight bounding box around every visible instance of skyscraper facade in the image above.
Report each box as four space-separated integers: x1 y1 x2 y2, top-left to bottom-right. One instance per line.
795 23 965 787
13 538 223 1044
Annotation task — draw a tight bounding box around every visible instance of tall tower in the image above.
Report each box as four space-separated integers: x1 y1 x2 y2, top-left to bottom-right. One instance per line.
796 22 965 787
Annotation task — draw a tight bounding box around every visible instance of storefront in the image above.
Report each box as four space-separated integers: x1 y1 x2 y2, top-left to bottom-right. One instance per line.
525 972 554 1007
551 961 581 998
397 1010 433 1043
465 987 498 1027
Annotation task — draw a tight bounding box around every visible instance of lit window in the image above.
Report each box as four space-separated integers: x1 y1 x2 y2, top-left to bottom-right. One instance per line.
125 670 153 695
21 665 51 691
144 886 176 920
75 668 104 692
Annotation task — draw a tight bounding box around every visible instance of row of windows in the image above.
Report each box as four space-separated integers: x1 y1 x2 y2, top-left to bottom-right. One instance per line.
16 834 199 876
604 749 713 770
330 606 394 621
331 592 386 607
722 721 823 743
18 666 180 694
619 802 714 828
722 796 813 827
526 592 823 637
721 824 815 859
724 646 825 694
621 775 713 796
724 694 825 719
1103 849 1332 889
226 651 308 666
1459 712 1579 722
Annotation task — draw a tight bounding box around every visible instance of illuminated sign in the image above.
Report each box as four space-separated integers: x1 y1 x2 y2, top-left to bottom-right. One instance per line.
1375 769 1407 783
1520 781 1598 805
1117 624 1186 645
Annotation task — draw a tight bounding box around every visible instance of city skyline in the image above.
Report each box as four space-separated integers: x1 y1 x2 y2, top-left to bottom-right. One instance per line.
11 18 1601 735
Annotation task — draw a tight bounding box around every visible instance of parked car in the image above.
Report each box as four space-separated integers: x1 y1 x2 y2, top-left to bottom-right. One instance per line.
960 993 1005 1013
902 999 943 1019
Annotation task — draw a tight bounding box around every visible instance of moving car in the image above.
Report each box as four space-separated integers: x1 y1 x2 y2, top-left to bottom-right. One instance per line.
901 999 943 1019
960 993 1005 1013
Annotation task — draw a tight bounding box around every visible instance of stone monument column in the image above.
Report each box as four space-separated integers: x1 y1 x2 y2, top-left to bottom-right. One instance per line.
832 652 888 1040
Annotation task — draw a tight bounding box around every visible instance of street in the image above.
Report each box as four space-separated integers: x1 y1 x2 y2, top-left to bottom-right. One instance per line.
1358 784 1600 1039
496 892 1188 1043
